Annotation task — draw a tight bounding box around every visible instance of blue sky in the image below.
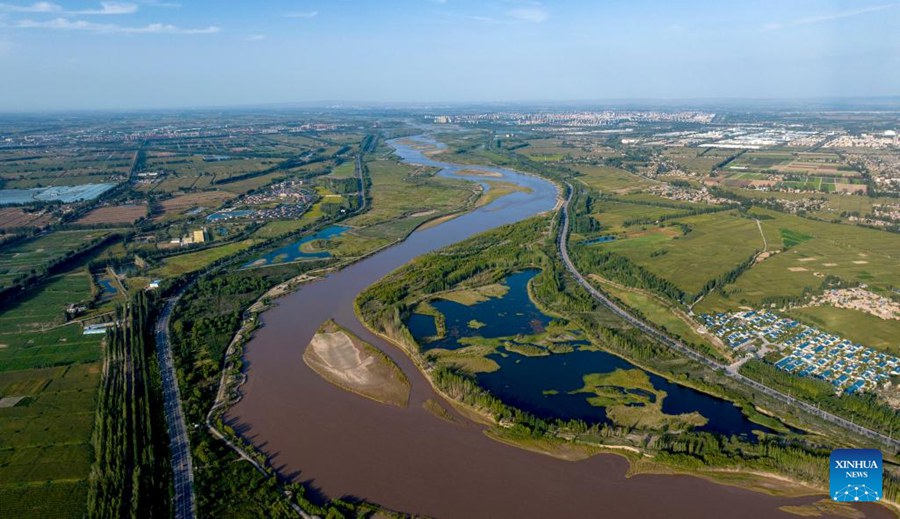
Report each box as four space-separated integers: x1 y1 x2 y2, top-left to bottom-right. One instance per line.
0 0 897 110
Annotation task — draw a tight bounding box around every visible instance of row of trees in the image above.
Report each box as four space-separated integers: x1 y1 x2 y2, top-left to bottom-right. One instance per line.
741 359 900 440
88 291 171 518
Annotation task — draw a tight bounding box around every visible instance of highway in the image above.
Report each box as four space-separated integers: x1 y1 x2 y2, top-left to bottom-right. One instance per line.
557 183 900 452
156 294 197 519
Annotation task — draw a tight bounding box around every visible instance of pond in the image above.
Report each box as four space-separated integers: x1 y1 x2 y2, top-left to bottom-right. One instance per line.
409 269 772 438
408 270 550 351
242 225 348 268
582 235 616 244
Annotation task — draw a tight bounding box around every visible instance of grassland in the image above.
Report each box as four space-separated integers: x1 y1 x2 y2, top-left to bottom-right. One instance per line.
437 283 509 306
328 161 357 179
322 158 475 257
0 269 103 518
786 306 897 355
587 275 728 359
595 210 763 295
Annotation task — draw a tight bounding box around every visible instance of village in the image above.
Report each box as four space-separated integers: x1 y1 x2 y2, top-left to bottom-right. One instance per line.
700 309 899 396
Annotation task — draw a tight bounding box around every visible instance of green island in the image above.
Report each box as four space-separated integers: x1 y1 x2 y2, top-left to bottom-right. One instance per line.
574 369 708 430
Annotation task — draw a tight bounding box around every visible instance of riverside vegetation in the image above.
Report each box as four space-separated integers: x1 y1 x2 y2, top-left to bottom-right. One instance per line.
356 216 899 507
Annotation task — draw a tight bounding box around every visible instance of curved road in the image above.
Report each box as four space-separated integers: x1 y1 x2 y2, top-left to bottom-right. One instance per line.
557 183 900 452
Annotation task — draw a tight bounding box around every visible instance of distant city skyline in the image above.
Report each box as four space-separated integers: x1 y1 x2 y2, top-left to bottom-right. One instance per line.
0 0 898 111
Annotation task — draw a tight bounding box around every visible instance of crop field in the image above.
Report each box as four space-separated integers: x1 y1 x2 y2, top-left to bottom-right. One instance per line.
75 204 147 225
144 131 330 157
518 138 594 161
0 267 104 518
662 147 734 175
0 147 133 189
155 190 234 219
0 208 55 229
584 200 692 232
572 165 655 193
720 150 864 194
727 150 793 171
0 230 111 289
0 271 95 334
591 210 763 295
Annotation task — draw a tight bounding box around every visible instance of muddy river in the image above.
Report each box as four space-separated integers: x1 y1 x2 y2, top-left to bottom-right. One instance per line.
227 136 890 518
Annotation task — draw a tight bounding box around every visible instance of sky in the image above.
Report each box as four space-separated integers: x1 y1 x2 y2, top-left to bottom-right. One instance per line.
0 0 898 111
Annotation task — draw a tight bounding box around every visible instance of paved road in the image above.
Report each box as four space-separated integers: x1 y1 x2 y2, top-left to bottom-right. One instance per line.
557 183 900 451
156 295 197 519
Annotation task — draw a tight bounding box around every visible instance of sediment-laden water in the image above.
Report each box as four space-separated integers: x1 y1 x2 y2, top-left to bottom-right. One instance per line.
227 136 889 518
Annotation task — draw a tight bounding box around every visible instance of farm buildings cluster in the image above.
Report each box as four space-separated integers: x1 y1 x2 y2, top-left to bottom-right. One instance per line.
700 310 899 395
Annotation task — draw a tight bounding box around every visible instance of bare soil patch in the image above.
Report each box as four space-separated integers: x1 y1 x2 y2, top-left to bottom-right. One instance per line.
76 204 146 224
157 190 234 216
303 320 409 407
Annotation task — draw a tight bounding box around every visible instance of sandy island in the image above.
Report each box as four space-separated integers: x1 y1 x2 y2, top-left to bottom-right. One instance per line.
303 320 410 407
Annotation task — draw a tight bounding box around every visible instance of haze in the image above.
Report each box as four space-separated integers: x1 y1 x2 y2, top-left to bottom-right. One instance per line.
0 0 898 111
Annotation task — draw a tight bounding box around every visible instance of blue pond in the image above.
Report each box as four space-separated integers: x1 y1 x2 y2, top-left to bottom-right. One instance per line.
244 225 349 268
207 209 255 221
408 269 772 438
582 235 616 244
98 278 118 297
408 270 550 351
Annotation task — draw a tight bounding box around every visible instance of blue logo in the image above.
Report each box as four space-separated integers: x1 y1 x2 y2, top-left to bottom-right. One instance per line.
830 449 882 502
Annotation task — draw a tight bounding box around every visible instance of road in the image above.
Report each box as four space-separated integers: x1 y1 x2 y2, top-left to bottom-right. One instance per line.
156 294 197 519
355 152 368 212
557 183 899 451
755 218 768 251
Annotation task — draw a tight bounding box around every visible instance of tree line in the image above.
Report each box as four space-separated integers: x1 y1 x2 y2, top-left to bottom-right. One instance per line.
88 290 171 518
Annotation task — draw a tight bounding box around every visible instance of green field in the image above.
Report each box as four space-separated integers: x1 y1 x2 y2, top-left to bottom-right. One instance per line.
589 276 727 359
572 165 655 193
596 210 763 295
697 209 900 353
0 269 103 518
662 147 734 175
0 230 111 289
324 158 474 256
328 161 357 179
152 238 259 277
786 306 897 355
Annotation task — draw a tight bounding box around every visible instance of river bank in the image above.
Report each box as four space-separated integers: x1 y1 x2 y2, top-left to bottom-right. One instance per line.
225 136 894 518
